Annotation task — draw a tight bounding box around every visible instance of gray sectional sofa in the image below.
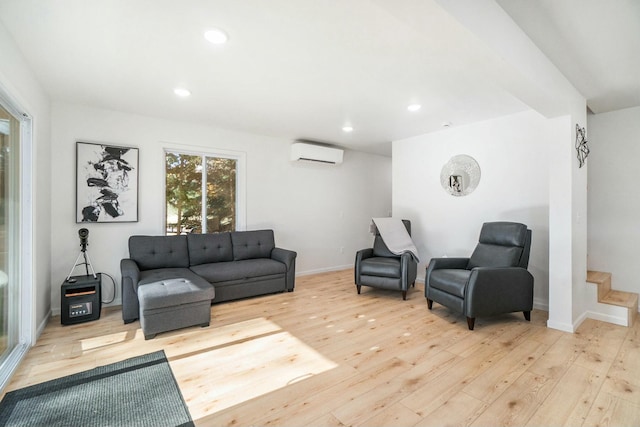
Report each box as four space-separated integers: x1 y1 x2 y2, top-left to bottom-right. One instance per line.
121 229 296 338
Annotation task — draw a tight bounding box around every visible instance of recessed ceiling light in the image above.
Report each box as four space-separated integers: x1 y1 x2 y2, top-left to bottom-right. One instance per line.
442 121 452 127
342 126 354 133
204 28 228 44
407 104 421 112
174 88 191 97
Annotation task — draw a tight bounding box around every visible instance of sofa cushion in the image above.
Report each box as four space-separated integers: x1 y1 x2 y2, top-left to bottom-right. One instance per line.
467 244 523 269
372 236 397 258
187 232 233 266
371 220 411 258
478 222 527 247
467 222 526 269
138 277 215 311
428 269 471 298
138 268 210 289
190 258 285 283
360 257 401 278
231 230 275 260
129 235 189 270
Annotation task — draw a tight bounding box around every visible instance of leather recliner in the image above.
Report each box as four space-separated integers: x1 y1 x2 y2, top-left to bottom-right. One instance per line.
354 220 418 300
425 221 533 330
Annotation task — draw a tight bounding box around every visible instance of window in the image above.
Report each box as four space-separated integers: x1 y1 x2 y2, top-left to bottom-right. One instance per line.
165 149 244 235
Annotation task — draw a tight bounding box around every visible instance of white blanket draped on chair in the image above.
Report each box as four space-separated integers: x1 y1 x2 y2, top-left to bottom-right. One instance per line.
371 218 420 262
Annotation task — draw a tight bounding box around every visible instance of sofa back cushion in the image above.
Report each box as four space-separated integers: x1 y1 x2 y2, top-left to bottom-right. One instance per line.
231 230 274 260
372 236 397 258
372 219 412 258
187 232 233 266
128 235 189 270
467 222 527 269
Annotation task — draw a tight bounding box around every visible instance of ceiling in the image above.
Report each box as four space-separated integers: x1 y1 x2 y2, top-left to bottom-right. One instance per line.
496 0 640 115
0 1 638 156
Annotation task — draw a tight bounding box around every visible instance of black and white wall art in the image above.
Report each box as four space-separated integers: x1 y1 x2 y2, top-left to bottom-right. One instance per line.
575 124 589 168
440 154 481 197
76 141 139 223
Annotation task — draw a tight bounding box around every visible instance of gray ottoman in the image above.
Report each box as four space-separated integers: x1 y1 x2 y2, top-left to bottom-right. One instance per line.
137 278 215 340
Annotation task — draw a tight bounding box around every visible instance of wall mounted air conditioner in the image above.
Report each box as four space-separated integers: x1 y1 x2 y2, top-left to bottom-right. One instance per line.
291 142 344 165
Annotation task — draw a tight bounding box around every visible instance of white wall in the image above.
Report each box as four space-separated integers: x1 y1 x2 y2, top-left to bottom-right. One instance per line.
0 22 51 337
546 107 589 332
50 102 391 313
436 0 589 332
570 105 589 328
587 106 640 296
546 114 576 331
393 109 550 308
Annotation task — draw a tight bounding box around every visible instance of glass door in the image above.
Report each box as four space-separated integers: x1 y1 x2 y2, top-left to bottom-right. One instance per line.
0 104 19 366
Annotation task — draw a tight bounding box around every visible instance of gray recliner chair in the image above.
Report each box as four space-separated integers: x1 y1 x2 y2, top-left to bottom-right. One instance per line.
354 220 418 300
425 221 533 330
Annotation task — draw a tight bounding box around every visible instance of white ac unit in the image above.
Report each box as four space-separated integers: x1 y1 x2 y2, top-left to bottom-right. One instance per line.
291 142 344 165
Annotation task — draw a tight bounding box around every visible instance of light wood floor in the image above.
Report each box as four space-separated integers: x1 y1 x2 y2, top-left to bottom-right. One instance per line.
4 270 640 426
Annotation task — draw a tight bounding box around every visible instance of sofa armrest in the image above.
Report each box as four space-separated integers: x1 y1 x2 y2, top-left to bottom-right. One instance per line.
354 248 374 284
427 257 469 271
120 258 141 323
356 248 374 261
401 252 418 290
271 247 297 291
425 257 470 299
465 267 534 318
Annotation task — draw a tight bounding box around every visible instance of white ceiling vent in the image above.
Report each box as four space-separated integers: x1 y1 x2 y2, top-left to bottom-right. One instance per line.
291 142 344 165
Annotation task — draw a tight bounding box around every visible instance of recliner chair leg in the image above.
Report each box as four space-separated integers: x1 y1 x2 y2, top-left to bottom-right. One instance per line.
523 311 531 321
402 291 407 300
467 317 475 330
426 298 433 309
356 285 361 294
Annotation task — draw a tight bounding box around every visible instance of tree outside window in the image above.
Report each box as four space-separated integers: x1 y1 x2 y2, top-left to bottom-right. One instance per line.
165 151 236 235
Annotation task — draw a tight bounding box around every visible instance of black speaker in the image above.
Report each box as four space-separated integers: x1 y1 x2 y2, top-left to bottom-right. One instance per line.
61 274 101 325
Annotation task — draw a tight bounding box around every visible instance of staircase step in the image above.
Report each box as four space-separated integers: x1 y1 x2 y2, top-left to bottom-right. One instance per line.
587 270 612 302
587 270 638 327
601 290 639 309
586 270 611 285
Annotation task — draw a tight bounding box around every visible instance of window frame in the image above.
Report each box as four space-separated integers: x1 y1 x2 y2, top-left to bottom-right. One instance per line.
0 83 34 393
162 145 246 234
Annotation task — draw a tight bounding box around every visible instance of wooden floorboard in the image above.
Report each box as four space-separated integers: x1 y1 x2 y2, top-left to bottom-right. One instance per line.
4 269 640 426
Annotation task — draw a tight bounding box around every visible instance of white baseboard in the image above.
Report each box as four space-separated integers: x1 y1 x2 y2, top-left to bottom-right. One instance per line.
572 311 589 331
296 265 352 276
546 319 576 333
585 310 628 327
533 297 549 312
104 299 122 308
553 310 628 333
37 310 51 339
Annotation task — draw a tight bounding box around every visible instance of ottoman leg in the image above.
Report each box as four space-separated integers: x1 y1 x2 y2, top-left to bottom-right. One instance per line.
144 333 156 340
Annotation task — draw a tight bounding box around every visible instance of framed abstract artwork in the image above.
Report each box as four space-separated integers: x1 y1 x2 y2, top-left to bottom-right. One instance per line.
76 141 139 223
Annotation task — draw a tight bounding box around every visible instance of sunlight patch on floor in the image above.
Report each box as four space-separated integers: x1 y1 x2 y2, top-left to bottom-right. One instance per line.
169 318 338 419
79 331 130 351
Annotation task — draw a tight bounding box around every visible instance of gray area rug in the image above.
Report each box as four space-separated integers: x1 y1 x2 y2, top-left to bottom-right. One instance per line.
0 350 194 427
